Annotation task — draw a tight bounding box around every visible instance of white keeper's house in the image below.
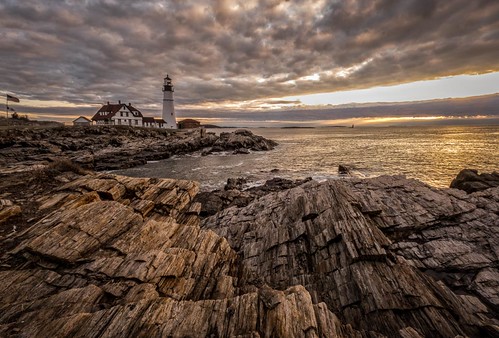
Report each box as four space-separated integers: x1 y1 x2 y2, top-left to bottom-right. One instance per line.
91 101 150 127
91 75 178 129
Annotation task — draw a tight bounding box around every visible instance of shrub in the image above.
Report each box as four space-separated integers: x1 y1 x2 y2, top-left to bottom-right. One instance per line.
46 158 88 175
30 158 89 184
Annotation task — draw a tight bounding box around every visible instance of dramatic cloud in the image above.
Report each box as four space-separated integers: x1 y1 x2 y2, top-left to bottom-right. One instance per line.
1 0 498 121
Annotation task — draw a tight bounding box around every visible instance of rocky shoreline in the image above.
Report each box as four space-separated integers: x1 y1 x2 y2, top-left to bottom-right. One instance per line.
0 125 278 173
0 160 497 337
0 126 498 337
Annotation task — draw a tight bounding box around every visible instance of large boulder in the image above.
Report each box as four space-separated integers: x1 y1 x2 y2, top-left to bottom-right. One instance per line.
450 169 499 193
212 129 278 151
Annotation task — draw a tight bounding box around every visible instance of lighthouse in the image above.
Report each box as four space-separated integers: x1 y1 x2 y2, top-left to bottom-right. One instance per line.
161 74 177 129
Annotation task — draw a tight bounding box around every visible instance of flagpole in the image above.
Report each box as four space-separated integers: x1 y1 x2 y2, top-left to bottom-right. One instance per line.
5 94 7 119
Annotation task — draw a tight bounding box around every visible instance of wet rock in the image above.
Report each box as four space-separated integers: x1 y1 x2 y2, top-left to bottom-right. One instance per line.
338 164 352 175
233 148 250 154
225 177 247 191
450 169 499 193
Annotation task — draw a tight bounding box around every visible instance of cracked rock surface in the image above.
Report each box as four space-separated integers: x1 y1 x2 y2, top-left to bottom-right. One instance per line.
0 172 497 337
203 175 499 337
0 173 363 337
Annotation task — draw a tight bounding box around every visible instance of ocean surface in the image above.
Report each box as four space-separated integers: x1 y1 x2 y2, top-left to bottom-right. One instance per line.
115 125 498 191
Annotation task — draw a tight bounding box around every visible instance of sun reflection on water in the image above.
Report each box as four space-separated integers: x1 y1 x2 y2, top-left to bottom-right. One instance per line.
116 125 498 190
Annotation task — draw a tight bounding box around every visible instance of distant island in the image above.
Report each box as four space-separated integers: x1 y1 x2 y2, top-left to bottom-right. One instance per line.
201 124 238 128
281 126 316 129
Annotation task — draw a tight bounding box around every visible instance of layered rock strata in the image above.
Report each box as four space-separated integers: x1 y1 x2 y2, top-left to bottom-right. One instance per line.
0 173 363 337
203 176 499 337
0 172 497 337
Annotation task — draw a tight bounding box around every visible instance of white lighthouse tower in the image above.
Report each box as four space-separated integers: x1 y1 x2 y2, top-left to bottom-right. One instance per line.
161 74 177 129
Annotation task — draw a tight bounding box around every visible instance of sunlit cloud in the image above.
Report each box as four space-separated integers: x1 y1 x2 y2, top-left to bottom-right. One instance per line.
179 114 499 128
0 0 498 124
332 58 375 79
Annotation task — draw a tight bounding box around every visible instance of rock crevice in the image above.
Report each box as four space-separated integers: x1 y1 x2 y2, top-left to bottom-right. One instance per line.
203 176 499 337
0 172 497 337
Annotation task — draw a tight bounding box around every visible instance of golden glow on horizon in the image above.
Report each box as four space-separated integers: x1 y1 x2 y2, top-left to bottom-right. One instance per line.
180 115 496 127
12 113 497 127
4 72 498 125
16 99 97 109
360 116 448 124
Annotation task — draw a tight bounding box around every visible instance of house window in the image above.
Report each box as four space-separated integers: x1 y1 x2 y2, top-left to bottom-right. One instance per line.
135 120 138 125
118 120 121 125
120 112 123 116
126 112 129 117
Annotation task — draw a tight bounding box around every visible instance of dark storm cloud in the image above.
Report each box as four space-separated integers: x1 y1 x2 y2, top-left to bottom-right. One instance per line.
1 0 498 118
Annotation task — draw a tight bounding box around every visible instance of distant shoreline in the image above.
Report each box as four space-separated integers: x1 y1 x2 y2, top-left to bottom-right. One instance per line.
280 126 316 129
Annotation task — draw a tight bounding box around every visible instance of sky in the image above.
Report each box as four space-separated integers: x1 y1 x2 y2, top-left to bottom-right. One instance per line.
1 0 499 126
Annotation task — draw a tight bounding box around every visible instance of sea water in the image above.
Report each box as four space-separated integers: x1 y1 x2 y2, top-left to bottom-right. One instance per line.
115 125 499 191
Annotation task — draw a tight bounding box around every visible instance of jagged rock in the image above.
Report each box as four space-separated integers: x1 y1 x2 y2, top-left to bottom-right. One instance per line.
1 172 498 337
202 176 499 337
194 177 312 217
0 173 368 337
248 177 312 193
234 129 254 137
212 129 278 151
0 126 277 172
225 177 248 191
450 169 499 193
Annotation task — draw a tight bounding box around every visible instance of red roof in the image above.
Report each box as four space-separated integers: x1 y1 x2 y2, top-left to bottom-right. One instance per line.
91 103 143 121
